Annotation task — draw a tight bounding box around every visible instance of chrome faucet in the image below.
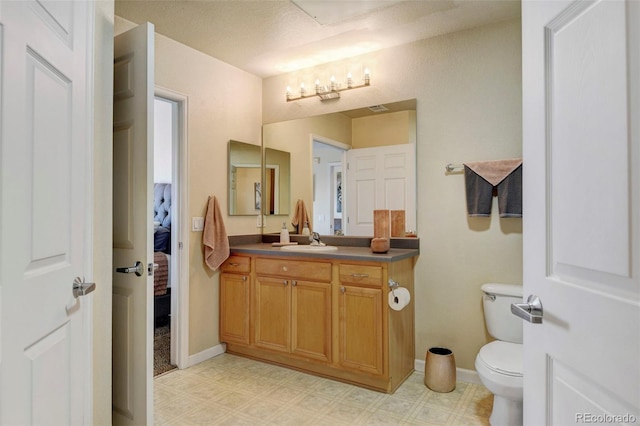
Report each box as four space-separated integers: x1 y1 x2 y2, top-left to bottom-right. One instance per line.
310 232 322 245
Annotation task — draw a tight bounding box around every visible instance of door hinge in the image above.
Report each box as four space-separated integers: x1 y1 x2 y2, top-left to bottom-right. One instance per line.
179 241 183 250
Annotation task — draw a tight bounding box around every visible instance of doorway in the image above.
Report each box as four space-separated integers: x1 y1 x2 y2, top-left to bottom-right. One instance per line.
153 89 189 374
312 138 347 236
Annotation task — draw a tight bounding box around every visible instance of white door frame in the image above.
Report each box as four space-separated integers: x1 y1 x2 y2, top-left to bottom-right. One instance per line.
155 86 189 369
311 134 349 234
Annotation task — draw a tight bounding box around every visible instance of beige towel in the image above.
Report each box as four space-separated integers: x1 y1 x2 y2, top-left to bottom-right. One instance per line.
463 158 522 186
291 199 311 233
203 196 230 271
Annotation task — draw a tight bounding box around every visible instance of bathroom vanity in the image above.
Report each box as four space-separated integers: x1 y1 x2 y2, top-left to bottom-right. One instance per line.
219 243 418 393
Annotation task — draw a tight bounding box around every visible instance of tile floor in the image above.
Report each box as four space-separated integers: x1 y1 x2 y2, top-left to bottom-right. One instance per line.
154 353 493 425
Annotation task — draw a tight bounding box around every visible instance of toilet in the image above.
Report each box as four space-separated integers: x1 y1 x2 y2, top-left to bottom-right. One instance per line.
475 283 523 426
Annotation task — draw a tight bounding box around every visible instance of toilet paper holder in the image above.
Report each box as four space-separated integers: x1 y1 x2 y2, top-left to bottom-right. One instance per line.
388 279 400 302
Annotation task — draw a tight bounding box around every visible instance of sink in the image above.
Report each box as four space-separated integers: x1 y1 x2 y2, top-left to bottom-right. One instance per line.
280 245 338 253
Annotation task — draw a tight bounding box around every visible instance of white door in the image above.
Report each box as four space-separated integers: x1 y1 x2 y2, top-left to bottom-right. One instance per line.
0 1 94 424
112 23 155 426
522 0 639 424
346 144 416 236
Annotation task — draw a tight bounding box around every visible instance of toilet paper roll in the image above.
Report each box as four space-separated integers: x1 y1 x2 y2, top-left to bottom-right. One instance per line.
388 287 411 311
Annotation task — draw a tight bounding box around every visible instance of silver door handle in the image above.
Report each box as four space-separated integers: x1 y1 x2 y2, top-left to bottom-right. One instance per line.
73 276 96 298
511 294 543 324
116 261 143 276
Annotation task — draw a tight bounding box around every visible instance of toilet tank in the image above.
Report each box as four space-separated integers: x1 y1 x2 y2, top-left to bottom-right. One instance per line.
481 283 523 344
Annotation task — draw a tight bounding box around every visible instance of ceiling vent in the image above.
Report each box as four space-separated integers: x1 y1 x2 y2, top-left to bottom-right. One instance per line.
291 0 403 25
368 104 388 113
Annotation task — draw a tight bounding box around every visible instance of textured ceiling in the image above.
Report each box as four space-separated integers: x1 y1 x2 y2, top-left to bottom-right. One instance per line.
115 0 521 78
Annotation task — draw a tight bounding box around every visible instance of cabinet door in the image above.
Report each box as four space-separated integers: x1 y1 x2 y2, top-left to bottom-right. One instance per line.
291 280 331 362
255 276 291 353
339 285 383 375
220 273 250 345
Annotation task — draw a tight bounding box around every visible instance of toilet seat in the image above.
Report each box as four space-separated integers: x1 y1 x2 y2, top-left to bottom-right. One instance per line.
477 341 522 377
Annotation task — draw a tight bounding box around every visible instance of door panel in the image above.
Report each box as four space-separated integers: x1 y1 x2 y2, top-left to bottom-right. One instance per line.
0 1 92 424
346 144 416 236
291 280 331 362
255 276 290 353
220 273 251 345
338 286 383 375
522 0 639 423
112 23 155 426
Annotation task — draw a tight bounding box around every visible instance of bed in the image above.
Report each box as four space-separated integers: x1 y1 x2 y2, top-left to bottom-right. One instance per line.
153 183 172 327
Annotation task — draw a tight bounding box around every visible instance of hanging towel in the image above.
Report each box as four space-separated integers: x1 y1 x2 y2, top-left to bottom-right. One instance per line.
203 196 230 271
291 199 311 233
463 158 523 218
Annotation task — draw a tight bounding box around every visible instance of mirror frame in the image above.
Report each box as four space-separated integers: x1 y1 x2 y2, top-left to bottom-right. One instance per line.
227 140 262 216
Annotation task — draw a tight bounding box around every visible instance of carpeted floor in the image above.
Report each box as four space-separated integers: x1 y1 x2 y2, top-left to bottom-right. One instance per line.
154 325 176 376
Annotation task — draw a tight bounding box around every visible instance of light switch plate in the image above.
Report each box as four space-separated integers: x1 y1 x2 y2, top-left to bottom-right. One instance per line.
192 217 204 232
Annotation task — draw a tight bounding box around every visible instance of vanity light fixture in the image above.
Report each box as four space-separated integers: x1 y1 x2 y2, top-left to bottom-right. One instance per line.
286 68 371 102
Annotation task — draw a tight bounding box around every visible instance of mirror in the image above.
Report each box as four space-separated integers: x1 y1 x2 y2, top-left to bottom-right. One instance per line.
264 148 291 215
262 99 417 236
228 140 262 215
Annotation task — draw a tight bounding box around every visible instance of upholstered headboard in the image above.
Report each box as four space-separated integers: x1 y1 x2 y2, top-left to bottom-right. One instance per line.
154 183 172 254
154 183 171 228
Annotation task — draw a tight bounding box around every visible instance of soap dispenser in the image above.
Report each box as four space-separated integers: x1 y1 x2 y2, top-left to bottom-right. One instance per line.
280 222 290 244
301 221 310 236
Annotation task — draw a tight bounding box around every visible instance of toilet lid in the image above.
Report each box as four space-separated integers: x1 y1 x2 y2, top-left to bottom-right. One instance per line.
478 341 523 377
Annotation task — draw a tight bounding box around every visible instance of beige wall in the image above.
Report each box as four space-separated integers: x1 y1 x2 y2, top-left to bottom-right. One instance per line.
262 19 523 370
352 110 415 148
115 17 262 355
262 113 352 234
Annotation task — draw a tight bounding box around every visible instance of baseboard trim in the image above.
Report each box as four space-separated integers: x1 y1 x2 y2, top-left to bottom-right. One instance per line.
185 343 226 368
414 359 482 385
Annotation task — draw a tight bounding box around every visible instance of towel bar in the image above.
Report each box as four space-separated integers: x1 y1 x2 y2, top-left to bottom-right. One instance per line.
445 163 463 172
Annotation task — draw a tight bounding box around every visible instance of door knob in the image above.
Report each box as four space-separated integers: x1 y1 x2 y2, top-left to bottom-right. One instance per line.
511 294 543 324
73 276 96 298
116 261 143 277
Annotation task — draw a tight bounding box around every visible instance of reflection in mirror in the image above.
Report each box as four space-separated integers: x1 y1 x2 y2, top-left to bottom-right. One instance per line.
228 140 262 216
264 148 291 216
263 99 417 236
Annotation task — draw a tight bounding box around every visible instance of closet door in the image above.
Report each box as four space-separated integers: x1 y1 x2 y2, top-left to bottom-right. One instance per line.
346 144 416 236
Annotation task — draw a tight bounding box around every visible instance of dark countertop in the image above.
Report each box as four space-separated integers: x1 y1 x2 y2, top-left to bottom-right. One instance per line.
229 243 419 262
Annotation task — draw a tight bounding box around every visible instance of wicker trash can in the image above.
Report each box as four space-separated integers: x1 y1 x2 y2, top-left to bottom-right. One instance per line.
424 347 456 392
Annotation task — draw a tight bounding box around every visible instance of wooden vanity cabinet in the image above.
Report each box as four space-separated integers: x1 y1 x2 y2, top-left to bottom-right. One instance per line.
219 256 251 345
254 258 332 362
221 252 416 393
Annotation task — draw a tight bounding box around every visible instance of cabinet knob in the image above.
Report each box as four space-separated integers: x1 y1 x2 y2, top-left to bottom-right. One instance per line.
292 280 297 286
340 286 346 294
282 266 288 272
283 280 289 286
242 276 247 281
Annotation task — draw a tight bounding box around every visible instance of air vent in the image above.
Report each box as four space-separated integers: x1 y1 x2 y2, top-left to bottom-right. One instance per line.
368 104 388 113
